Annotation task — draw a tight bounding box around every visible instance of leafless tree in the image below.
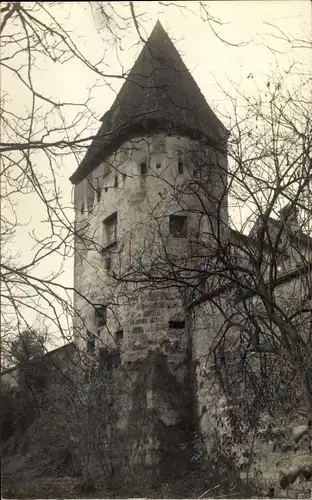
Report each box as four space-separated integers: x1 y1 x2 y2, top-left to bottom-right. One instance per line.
0 0 246 353
1 1 311 496
105 59 312 492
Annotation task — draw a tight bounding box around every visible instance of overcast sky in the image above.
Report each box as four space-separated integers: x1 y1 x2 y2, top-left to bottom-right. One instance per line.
4 1 311 346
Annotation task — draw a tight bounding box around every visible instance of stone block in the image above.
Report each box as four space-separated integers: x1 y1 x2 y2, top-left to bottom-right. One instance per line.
132 326 144 334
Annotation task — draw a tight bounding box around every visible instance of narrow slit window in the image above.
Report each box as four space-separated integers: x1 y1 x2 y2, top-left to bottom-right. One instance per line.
81 203 85 214
114 175 118 188
169 215 188 238
103 212 117 247
96 189 101 202
105 254 111 271
115 329 124 343
95 304 107 328
178 161 183 174
87 333 96 354
140 162 147 175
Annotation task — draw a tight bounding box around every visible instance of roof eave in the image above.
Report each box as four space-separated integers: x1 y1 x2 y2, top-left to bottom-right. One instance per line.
70 119 228 185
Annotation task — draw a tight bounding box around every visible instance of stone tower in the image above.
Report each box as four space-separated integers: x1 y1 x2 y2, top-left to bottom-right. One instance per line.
70 21 228 485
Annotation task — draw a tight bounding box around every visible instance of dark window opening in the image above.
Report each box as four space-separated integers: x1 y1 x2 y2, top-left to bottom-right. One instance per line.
105 254 111 271
115 328 124 343
105 187 108 193
169 320 185 329
156 163 161 169
81 203 85 214
99 346 120 374
87 334 96 354
178 161 183 174
96 189 101 202
169 215 188 237
95 305 107 327
140 162 147 175
103 212 117 246
123 173 127 181
114 175 118 188
193 170 199 177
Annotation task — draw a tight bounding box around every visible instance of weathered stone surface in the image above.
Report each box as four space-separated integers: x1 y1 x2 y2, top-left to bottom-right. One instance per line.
70 21 311 497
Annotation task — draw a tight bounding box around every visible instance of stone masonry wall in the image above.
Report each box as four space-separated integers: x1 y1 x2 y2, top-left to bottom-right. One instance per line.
190 276 312 497
73 131 227 353
72 131 228 482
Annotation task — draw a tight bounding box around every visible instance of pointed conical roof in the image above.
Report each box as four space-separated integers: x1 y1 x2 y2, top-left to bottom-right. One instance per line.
70 21 227 184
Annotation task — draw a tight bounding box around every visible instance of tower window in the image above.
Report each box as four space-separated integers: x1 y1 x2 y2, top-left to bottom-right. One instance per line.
104 253 111 271
114 175 118 188
178 161 183 174
115 328 124 343
103 212 117 247
95 304 107 328
169 215 188 237
140 162 147 175
94 304 107 327
96 189 101 202
169 319 185 329
81 203 85 214
156 163 161 169
87 333 96 354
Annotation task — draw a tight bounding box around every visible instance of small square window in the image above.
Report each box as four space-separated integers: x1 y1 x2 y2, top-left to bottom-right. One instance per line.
156 163 161 169
103 212 117 247
95 304 107 328
140 162 147 175
169 215 188 237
